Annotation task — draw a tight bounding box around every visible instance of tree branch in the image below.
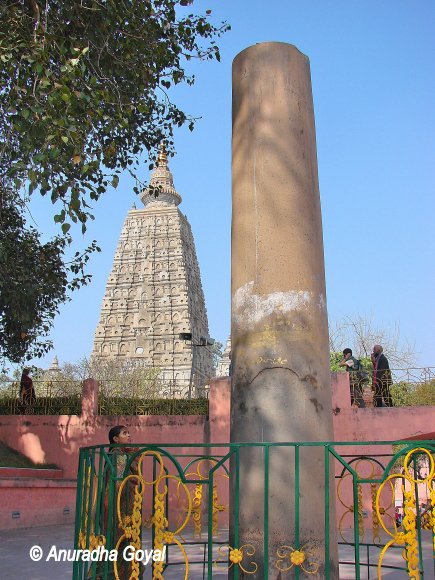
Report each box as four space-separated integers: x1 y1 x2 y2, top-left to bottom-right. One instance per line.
28 0 41 42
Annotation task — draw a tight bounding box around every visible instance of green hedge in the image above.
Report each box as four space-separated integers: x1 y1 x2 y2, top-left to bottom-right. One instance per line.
0 395 208 416
0 395 82 415
98 397 209 416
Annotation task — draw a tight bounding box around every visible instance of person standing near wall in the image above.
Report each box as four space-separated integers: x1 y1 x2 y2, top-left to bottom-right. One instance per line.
371 344 394 407
19 368 36 406
339 348 366 408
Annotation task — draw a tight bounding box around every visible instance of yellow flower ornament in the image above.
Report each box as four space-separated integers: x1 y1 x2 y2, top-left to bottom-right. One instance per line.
229 548 243 564
290 550 306 566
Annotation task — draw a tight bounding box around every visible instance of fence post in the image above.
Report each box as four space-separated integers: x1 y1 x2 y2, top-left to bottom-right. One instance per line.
81 378 99 420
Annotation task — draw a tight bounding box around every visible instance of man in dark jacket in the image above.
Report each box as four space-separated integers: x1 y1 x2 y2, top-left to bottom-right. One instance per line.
371 345 393 407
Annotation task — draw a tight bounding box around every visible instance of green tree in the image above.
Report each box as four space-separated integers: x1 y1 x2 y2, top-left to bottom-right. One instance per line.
329 351 343 373
0 185 97 365
211 340 224 373
330 351 371 373
0 0 229 364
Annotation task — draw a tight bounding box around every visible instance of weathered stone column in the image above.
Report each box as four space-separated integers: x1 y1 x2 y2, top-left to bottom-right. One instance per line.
231 42 338 578
81 378 98 421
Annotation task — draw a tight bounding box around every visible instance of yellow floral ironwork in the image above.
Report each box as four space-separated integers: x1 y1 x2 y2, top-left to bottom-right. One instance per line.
192 483 203 538
371 482 380 543
114 461 145 580
337 463 367 543
212 485 226 537
215 544 258 574
370 479 395 545
420 509 432 530
419 478 435 540
376 447 435 580
99 449 193 580
357 482 365 542
177 458 229 539
430 485 435 553
291 550 305 565
229 547 243 564
337 457 393 545
78 462 104 551
78 463 92 550
139 451 191 580
276 544 320 574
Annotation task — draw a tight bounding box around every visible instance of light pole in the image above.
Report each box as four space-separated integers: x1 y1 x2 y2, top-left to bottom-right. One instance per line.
179 333 215 399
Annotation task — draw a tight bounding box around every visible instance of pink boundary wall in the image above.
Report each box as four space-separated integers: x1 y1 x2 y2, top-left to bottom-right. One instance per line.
0 374 434 529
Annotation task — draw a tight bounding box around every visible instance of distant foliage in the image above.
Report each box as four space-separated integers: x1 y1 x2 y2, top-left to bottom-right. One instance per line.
329 315 416 368
211 341 224 373
390 380 435 407
330 350 435 408
60 357 164 398
0 0 229 365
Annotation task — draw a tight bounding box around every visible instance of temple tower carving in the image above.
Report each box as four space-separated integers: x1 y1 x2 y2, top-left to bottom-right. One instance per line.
92 145 213 395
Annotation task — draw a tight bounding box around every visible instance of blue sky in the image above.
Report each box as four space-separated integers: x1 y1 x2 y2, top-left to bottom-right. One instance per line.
27 0 434 370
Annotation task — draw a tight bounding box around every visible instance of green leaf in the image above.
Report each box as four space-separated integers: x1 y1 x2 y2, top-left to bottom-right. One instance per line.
61 223 71 234
112 175 119 188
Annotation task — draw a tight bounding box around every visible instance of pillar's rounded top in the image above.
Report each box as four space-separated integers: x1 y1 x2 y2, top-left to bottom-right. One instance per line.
233 41 309 65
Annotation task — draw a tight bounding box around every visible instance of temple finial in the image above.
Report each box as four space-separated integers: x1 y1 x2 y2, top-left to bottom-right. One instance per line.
140 141 182 208
157 141 168 167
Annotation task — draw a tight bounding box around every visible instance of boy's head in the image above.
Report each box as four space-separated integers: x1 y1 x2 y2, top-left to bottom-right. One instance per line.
108 425 130 445
342 348 352 359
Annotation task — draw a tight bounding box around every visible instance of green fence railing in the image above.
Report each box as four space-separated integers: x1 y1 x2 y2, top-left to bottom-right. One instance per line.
73 441 435 579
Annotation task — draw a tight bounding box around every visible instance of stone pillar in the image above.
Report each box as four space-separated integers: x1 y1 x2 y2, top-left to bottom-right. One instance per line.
81 378 99 421
231 42 338 578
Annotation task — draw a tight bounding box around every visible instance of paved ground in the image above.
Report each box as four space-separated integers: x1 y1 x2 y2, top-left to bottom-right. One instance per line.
0 524 433 579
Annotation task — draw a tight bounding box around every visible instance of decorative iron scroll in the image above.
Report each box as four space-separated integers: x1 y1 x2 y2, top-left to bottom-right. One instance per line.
376 448 435 580
177 458 229 539
337 457 391 544
78 461 106 552
114 466 145 580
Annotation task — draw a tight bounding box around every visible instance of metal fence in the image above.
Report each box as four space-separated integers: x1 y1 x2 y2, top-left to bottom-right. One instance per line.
0 378 209 416
389 367 435 406
0 379 82 415
1 367 434 415
97 379 209 416
73 441 435 579
347 367 435 408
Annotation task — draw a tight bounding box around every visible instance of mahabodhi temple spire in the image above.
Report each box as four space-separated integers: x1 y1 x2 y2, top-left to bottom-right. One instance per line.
92 144 213 395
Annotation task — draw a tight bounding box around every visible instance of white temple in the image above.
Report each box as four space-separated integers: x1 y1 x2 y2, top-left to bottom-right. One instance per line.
92 145 213 395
